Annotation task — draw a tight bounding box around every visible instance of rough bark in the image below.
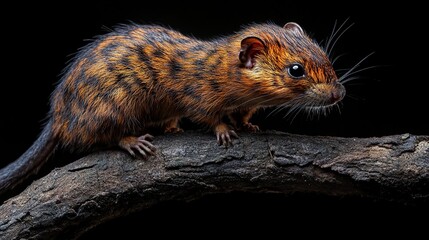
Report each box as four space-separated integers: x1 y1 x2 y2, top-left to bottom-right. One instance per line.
0 131 428 239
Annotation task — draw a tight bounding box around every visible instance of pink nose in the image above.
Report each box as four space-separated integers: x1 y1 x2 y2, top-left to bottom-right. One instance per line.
331 92 342 102
330 84 345 103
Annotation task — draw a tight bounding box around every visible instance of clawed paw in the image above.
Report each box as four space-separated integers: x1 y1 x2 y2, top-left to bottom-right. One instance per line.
216 129 239 147
119 134 156 158
164 127 184 134
242 122 260 132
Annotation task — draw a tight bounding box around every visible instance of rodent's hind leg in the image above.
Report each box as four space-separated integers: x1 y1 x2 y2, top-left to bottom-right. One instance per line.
118 134 156 158
228 108 260 132
163 118 184 133
215 123 239 147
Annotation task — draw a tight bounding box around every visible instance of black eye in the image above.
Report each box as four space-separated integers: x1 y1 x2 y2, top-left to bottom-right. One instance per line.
288 63 305 78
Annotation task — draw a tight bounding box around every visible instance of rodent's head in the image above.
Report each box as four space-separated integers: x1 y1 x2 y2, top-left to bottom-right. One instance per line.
237 22 345 110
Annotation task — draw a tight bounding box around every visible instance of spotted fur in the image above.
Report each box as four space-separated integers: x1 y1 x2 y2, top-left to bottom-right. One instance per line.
1 22 345 194
51 23 343 149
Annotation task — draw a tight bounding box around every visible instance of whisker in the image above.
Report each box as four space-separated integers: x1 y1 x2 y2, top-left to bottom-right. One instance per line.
341 65 380 78
266 104 288 118
327 22 354 58
284 104 304 124
289 98 315 121
304 103 316 120
335 68 357 72
326 18 351 58
335 104 342 115
339 52 375 82
340 65 381 85
345 93 366 101
282 101 302 118
340 76 361 84
325 19 338 53
268 96 304 118
332 53 347 66
343 82 367 87
289 107 305 124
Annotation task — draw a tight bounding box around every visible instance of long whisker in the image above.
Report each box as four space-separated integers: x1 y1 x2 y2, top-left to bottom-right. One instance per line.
324 19 338 52
339 52 375 82
267 95 307 118
340 65 379 82
288 106 305 124
326 18 351 58
327 22 354 58
283 103 302 121
331 53 347 66
337 65 381 73
275 95 343 125
339 76 360 84
283 97 311 121
268 99 295 118
345 93 364 101
336 103 342 115
266 105 284 118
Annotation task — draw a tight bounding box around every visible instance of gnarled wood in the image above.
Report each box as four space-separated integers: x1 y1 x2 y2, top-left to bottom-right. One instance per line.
0 131 428 239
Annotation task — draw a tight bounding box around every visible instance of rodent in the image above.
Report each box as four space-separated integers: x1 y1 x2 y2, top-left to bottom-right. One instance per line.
0 22 345 196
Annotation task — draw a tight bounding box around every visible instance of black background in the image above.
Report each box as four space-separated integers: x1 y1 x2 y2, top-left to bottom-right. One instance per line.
1 1 427 238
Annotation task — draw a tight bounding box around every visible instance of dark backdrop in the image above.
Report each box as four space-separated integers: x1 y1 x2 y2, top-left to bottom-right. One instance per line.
1 1 427 238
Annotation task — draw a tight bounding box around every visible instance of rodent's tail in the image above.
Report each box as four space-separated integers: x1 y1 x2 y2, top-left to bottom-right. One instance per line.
0 120 57 196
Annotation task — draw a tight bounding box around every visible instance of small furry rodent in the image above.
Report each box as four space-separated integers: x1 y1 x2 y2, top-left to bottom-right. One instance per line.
0 22 345 195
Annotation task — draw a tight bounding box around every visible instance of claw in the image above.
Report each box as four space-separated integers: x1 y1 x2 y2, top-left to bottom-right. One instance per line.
229 130 239 138
119 134 156 158
225 134 232 145
242 122 260 132
139 134 154 141
138 142 155 155
216 130 238 147
221 134 227 146
139 139 156 152
136 146 147 158
126 147 136 158
164 127 184 133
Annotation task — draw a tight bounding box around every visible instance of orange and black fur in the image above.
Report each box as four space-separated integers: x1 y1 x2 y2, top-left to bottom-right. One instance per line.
0 22 345 195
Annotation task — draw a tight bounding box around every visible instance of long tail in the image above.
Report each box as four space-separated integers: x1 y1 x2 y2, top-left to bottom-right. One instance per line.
0 120 58 196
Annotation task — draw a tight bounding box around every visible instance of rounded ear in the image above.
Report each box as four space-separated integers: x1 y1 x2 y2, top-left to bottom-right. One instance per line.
283 22 304 35
239 37 265 69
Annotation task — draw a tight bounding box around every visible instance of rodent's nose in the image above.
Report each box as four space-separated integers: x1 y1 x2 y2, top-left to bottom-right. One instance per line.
330 92 341 102
330 84 346 103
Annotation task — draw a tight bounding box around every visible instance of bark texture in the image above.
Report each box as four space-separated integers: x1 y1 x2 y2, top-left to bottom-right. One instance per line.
1 131 428 239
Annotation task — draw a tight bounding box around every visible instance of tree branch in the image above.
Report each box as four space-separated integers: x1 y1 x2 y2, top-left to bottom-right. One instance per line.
1 131 428 239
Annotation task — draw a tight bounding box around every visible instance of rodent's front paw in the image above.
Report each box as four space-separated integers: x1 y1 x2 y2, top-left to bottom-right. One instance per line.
164 127 184 134
119 134 156 158
216 130 239 147
241 122 260 132
215 123 239 147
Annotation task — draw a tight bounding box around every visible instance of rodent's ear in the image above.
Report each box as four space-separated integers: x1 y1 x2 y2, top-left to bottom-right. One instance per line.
283 22 304 35
239 37 265 69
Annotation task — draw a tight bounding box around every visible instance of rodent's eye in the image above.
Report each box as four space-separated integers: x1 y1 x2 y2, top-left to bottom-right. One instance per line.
287 63 305 79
